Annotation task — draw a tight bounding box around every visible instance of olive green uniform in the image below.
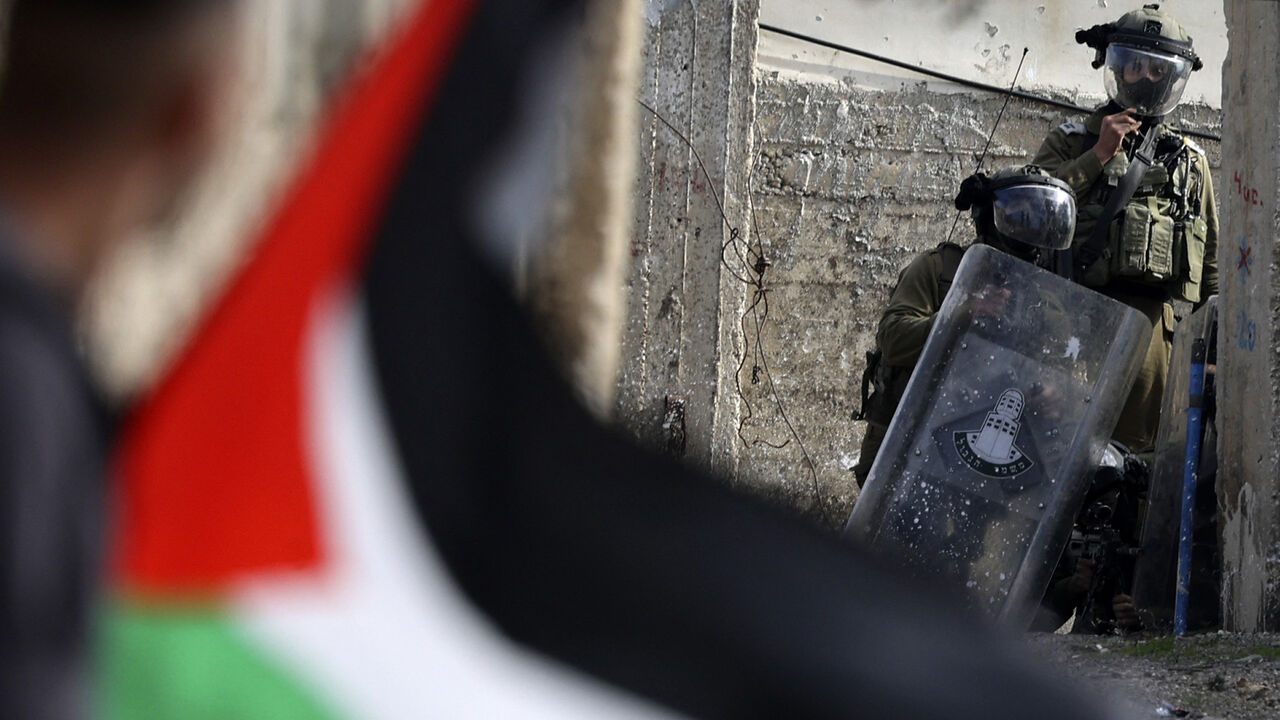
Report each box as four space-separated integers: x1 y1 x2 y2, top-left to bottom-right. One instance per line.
853 243 964 486
1032 106 1218 452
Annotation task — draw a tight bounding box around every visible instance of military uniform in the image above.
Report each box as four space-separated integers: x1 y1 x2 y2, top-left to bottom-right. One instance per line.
853 243 965 486
1032 105 1218 451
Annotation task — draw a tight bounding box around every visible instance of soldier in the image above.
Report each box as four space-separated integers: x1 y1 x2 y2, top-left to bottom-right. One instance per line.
854 165 1075 487
1032 3 1218 453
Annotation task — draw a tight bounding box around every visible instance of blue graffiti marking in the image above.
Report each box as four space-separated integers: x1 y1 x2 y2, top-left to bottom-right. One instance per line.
1238 309 1257 352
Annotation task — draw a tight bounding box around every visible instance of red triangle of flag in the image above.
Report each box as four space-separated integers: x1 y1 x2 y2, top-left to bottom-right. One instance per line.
112 0 477 596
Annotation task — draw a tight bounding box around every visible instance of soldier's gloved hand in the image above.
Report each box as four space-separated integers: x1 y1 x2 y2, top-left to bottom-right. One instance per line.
972 285 1011 318
1111 593 1142 632
1093 108 1140 164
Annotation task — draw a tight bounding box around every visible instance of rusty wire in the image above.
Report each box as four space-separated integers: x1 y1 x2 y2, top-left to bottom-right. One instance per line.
636 98 837 527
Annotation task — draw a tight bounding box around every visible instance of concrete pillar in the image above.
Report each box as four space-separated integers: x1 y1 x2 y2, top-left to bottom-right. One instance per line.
528 0 643 419
1218 0 1280 631
618 0 760 474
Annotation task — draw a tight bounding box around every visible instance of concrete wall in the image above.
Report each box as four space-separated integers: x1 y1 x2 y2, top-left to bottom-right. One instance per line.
758 1 1226 108
699 2 1224 527
618 0 760 478
1218 0 1280 632
739 76 1221 525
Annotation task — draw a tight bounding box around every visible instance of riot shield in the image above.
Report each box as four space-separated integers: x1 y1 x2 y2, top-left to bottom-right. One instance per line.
1131 296 1218 629
845 245 1150 628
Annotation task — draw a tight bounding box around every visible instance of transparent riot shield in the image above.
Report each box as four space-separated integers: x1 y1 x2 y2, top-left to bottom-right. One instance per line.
1131 296 1218 629
845 245 1150 628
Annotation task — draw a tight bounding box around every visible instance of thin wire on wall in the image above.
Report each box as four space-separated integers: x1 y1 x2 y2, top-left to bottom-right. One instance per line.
759 23 1222 144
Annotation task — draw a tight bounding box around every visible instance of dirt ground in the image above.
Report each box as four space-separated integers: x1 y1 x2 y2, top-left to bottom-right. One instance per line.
1025 632 1280 719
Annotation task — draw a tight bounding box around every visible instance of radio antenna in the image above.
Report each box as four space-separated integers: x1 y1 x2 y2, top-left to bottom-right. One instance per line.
945 47 1029 245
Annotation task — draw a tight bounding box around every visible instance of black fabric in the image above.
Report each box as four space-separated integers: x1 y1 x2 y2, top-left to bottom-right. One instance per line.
953 172 991 211
0 239 109 720
362 0 1116 717
936 241 966 292
1074 125 1161 279
1083 131 1100 155
855 349 878 421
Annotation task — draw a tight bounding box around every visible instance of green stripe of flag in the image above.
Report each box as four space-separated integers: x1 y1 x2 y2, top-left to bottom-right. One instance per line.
102 603 340 720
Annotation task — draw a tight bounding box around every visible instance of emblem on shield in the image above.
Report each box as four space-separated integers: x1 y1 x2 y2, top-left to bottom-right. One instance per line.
953 388 1034 478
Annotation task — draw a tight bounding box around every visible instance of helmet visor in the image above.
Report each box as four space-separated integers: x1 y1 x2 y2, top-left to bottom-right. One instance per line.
1103 43 1192 117
990 184 1076 251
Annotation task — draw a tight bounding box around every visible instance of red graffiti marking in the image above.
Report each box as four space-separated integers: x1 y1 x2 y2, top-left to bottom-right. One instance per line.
1234 170 1264 208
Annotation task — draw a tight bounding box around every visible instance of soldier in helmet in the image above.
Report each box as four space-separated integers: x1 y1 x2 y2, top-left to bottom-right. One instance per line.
854 165 1075 487
1031 3 1218 454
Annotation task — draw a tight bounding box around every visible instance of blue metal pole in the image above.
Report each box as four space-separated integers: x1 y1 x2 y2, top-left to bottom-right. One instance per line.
1174 338 1207 637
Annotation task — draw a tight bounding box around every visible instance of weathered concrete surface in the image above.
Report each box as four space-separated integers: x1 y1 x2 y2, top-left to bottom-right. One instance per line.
617 0 760 476
691 2 1231 535
759 0 1228 109
1218 1 1280 632
735 74 1221 528
618 4 1225 530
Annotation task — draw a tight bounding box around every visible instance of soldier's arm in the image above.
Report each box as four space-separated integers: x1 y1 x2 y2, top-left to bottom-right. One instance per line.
1198 155 1219 298
1032 127 1105 197
876 253 942 367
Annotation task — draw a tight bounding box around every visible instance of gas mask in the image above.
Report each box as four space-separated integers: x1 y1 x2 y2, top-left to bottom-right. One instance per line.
1101 42 1194 118
1076 4 1203 119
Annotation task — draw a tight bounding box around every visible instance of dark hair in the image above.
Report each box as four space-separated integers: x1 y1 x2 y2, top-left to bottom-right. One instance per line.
0 0 236 146
17 0 232 17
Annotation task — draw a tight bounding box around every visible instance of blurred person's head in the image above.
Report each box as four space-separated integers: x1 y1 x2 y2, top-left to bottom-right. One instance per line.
0 0 242 300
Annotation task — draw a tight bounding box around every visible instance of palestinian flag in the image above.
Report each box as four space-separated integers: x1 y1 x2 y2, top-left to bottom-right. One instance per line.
103 0 1123 717
104 0 667 717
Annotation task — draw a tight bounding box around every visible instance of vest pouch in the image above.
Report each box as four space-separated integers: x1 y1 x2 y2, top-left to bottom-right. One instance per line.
1184 216 1208 281
1114 199 1175 281
1139 164 1170 193
1174 215 1208 303
1144 198 1176 279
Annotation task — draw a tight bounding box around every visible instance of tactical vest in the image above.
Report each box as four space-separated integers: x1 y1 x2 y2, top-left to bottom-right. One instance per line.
1067 126 1209 303
858 242 966 428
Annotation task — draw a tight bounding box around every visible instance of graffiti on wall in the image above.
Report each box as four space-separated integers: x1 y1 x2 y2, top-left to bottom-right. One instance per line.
1231 166 1263 354
1233 170 1265 209
1238 309 1258 352
1237 235 1254 284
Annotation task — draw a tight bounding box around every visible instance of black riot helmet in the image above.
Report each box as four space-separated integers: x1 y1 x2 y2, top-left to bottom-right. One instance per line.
1076 4 1203 118
954 166 1076 261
